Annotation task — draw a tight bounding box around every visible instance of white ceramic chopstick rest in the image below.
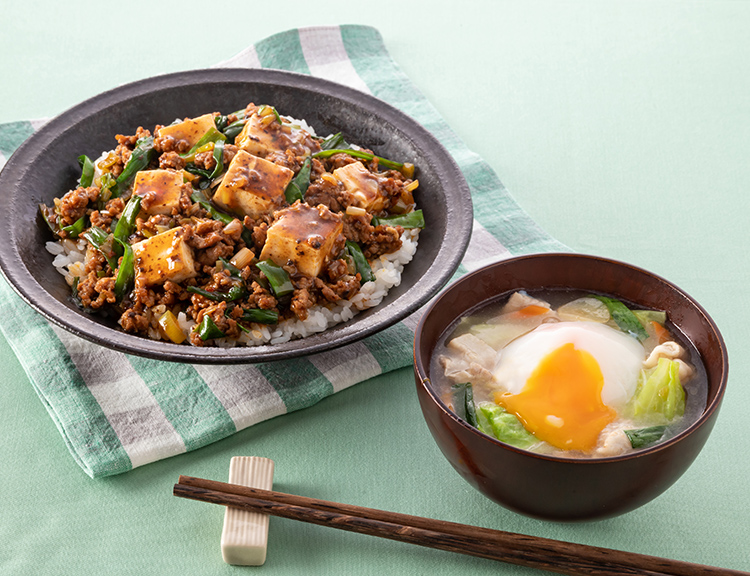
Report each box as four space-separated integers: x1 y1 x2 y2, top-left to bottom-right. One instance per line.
220 456 275 565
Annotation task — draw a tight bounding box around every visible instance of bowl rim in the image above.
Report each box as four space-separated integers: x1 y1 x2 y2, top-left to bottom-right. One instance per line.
0 67 473 363
413 252 729 464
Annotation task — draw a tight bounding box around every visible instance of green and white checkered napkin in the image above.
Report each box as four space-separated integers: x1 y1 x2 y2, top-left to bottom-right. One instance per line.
0 25 564 478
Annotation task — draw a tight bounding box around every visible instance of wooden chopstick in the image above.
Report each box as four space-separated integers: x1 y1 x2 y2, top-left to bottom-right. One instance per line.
173 475 747 576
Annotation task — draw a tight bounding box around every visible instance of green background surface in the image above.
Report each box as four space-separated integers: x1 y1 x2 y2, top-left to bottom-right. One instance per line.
1 1 748 574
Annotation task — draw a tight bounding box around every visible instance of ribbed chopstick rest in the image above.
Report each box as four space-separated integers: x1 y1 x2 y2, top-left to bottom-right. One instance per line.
220 457 275 565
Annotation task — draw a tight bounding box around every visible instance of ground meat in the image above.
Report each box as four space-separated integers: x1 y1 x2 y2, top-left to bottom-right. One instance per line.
314 275 360 302
158 151 186 170
77 272 117 309
136 214 173 237
326 258 351 282
119 303 151 333
304 178 352 213
363 225 403 259
106 197 125 218
290 287 316 321
55 186 99 226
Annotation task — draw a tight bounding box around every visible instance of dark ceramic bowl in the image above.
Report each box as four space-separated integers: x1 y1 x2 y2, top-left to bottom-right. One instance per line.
0 69 472 363
413 253 728 521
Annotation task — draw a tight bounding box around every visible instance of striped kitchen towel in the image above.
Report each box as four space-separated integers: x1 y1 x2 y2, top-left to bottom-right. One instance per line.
0 25 565 478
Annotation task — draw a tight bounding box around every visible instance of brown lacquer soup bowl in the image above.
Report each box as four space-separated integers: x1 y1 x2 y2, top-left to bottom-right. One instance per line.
413 253 728 521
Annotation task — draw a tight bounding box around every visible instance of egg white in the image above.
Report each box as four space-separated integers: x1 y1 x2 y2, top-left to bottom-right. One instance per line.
493 321 645 408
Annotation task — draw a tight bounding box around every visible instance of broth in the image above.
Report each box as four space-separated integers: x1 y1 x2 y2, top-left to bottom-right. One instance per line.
429 289 707 458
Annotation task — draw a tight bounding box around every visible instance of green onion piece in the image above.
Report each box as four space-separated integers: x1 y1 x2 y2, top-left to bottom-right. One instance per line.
38 204 58 235
624 426 668 449
114 240 135 301
211 139 225 178
112 195 142 256
451 383 478 427
238 308 279 325
258 105 282 124
113 136 155 197
218 257 242 278
312 148 405 172
222 119 245 143
372 209 424 229
345 240 374 283
183 127 227 158
61 215 86 239
284 157 311 204
77 155 95 188
186 283 246 302
195 315 225 341
592 295 650 341
82 226 118 271
320 132 350 151
190 189 254 247
255 260 294 297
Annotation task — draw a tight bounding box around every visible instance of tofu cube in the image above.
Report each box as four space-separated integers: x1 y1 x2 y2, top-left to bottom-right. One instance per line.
132 226 196 287
333 162 387 212
259 202 344 278
156 113 217 150
235 111 315 158
212 150 293 220
132 169 184 215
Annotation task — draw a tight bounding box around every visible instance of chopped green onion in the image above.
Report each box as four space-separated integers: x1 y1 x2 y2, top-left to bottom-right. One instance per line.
313 148 406 173
218 257 242 278
237 308 279 325
451 382 478 427
256 260 294 297
372 209 424 229
186 283 246 302
113 136 155 197
182 127 226 158
345 241 374 283
114 240 135 301
82 226 118 271
222 119 245 142
320 132 350 151
77 155 95 188
61 215 86 239
592 295 650 342
113 195 142 256
195 315 225 341
284 157 311 204
624 426 668 449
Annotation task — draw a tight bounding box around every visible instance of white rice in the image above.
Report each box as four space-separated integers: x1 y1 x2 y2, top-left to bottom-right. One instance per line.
47 228 420 347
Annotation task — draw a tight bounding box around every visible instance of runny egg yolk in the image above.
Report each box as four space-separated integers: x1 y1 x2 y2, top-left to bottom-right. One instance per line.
496 342 616 451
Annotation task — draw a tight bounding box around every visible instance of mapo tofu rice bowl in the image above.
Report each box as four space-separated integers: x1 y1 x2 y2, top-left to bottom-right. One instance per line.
40 103 423 347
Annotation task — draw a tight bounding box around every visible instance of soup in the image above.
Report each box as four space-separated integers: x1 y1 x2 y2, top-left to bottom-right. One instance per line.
430 290 707 458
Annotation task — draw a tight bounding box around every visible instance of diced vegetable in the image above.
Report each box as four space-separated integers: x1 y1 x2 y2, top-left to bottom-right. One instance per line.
624 426 668 449
592 295 649 342
255 260 294 297
476 402 538 449
284 156 311 204
195 315 225 341
557 297 610 323
229 247 254 270
345 240 374 283
371 209 424 229
630 357 686 422
158 310 186 344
